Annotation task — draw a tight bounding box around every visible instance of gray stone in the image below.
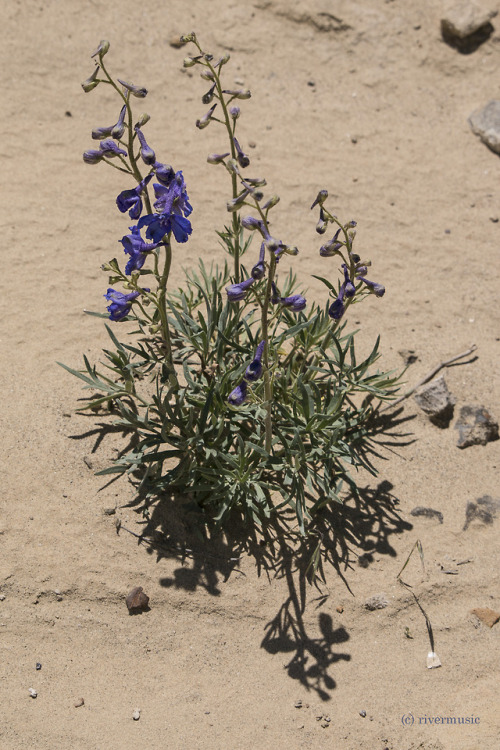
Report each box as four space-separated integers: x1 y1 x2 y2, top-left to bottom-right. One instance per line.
441 2 496 39
463 495 500 530
414 375 456 426
455 405 499 448
410 506 444 524
469 100 500 154
365 593 389 611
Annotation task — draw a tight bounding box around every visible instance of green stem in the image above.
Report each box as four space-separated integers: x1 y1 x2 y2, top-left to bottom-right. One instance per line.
261 253 277 453
157 236 178 390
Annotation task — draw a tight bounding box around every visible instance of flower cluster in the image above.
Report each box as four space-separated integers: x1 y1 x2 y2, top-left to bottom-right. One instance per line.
81 40 192 322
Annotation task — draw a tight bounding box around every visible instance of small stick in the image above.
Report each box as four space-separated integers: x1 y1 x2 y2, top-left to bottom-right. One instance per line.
382 343 477 411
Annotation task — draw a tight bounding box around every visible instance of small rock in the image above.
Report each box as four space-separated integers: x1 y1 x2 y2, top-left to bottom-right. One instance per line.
463 495 500 530
365 594 389 611
294 700 303 708
399 349 418 365
359 710 367 718
426 651 442 669
132 708 141 721
0 594 5 601
414 375 456 427
29 688 37 698
441 2 496 50
336 605 344 613
469 100 500 154
126 586 150 613
103 508 116 516
455 405 499 448
74 697 85 708
83 455 93 470
410 506 444 524
471 607 500 628
36 663 42 670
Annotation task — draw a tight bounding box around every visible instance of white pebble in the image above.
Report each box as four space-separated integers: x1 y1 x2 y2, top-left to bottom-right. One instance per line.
132 708 141 721
29 688 37 698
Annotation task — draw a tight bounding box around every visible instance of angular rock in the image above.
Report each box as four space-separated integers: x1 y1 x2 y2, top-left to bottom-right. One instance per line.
469 100 500 154
471 607 500 627
442 2 496 51
126 586 150 612
414 375 456 427
463 495 500 530
365 593 388 611
455 405 499 448
410 506 444 524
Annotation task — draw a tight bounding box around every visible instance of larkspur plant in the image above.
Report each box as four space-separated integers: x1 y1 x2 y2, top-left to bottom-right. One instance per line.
61 35 401 556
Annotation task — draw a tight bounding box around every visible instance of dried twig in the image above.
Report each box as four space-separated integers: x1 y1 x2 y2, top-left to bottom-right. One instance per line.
382 343 477 411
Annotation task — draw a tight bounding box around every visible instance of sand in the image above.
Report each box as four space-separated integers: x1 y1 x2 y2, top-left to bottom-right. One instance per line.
1 1 499 748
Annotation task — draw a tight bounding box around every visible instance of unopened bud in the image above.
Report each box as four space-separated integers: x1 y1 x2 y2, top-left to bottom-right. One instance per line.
223 89 251 100
81 65 100 93
91 40 110 59
83 149 103 164
111 105 127 139
263 195 280 210
202 84 216 105
229 106 240 119
180 32 197 43
207 152 230 164
224 158 240 175
227 189 251 211
310 189 328 210
183 56 197 68
196 103 217 129
347 228 356 242
135 113 151 128
200 68 215 81
117 79 148 98
284 245 299 256
217 53 231 66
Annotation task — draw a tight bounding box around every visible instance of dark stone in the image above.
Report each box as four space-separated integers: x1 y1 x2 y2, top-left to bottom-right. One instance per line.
414 375 456 427
126 586 150 613
469 100 500 154
455 405 499 448
463 495 500 530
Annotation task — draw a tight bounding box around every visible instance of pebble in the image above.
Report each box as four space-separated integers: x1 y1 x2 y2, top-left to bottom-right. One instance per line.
471 607 500 628
294 700 303 708
469 100 500 154
359 710 367 718
0 594 5 601
365 593 389 611
441 1 496 42
132 708 141 721
455 405 499 448
29 688 37 698
414 375 456 426
463 495 500 530
74 697 85 708
168 35 186 48
398 349 418 365
36 663 42 670
126 586 150 612
336 605 344 613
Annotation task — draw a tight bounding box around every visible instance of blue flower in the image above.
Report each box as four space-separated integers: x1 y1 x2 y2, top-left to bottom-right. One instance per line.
137 171 193 243
251 242 266 280
271 282 306 312
357 276 385 297
119 225 162 275
116 173 153 220
245 341 265 382
83 149 103 164
226 276 255 301
328 283 346 320
228 380 248 406
104 288 140 321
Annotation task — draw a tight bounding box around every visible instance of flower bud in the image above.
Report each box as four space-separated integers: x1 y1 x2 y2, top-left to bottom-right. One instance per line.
233 137 250 168
117 79 148 98
111 105 127 139
217 53 231 66
227 189 251 211
81 65 100 93
224 158 240 174
91 40 110 59
223 89 251 99
92 124 113 140
310 189 328 210
283 245 299 256
135 126 156 165
183 56 197 67
200 68 215 81
262 195 280 210
180 32 197 43
83 149 104 164
202 84 216 105
346 220 357 228
196 103 217 129
229 106 240 119
347 228 356 242
135 113 151 128
207 152 230 164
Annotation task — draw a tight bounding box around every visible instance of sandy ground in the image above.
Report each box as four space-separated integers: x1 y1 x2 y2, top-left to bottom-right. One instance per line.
1 1 499 748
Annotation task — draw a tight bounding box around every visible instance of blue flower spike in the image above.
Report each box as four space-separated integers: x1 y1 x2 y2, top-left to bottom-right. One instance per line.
138 171 193 244
116 173 154 220
104 288 140 321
